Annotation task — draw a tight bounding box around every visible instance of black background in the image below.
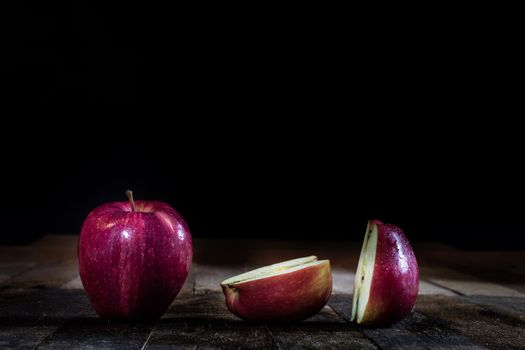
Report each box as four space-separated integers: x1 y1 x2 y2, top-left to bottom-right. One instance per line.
2 3 523 249
3 134 524 250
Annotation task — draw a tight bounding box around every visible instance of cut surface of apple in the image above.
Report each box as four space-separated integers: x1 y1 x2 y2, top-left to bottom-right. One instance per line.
351 220 419 326
221 256 332 322
221 256 319 285
351 220 378 322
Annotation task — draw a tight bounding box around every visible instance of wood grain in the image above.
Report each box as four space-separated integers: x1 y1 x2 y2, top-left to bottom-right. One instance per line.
419 250 525 295
0 262 35 284
5 260 78 290
421 267 525 297
417 295 525 349
328 294 488 350
0 289 94 350
36 320 153 350
1 236 525 349
268 305 377 350
463 295 525 321
147 292 378 350
147 292 276 349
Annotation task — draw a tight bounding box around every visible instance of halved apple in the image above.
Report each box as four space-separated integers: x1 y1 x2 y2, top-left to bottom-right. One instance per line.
351 220 419 326
221 256 332 321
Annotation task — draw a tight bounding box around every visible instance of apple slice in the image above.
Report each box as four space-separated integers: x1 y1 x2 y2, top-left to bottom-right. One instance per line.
351 220 419 326
221 256 332 321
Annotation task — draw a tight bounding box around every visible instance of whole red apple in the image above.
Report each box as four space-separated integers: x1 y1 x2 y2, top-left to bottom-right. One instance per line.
351 220 419 326
78 191 192 320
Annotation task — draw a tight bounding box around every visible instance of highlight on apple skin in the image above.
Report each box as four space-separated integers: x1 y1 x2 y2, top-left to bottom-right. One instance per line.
78 191 193 321
351 220 419 327
221 256 332 322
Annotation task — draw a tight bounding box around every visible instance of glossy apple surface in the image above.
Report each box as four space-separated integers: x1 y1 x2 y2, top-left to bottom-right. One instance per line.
221 256 332 322
78 193 192 320
351 220 419 326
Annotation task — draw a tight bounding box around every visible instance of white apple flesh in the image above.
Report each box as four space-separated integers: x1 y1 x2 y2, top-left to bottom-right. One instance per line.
351 220 419 326
221 256 332 322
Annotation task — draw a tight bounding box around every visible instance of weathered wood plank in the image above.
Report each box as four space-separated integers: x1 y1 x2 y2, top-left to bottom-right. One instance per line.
417 295 525 349
146 292 276 349
192 264 241 294
268 304 377 350
163 292 238 321
1 237 524 349
332 267 458 296
0 236 77 265
0 289 94 350
305 305 346 323
36 319 153 350
461 269 525 295
148 292 377 350
0 288 153 350
0 323 57 350
419 250 525 295
419 280 459 296
4 260 78 290
363 313 489 350
268 325 377 350
461 296 525 321
147 320 275 350
61 275 82 289
332 268 355 294
421 267 525 297
328 294 488 350
0 289 94 319
0 262 35 284
1 236 78 290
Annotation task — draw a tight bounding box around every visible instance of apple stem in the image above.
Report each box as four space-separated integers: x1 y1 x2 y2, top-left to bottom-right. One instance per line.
125 190 136 212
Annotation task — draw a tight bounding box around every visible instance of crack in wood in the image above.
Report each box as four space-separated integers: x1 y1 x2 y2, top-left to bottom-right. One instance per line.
140 330 154 350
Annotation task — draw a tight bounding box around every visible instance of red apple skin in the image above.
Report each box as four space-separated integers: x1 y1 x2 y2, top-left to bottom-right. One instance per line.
222 261 332 322
78 200 192 321
360 220 419 326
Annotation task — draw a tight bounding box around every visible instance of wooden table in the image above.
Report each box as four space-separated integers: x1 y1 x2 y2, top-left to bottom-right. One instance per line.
1 236 524 349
